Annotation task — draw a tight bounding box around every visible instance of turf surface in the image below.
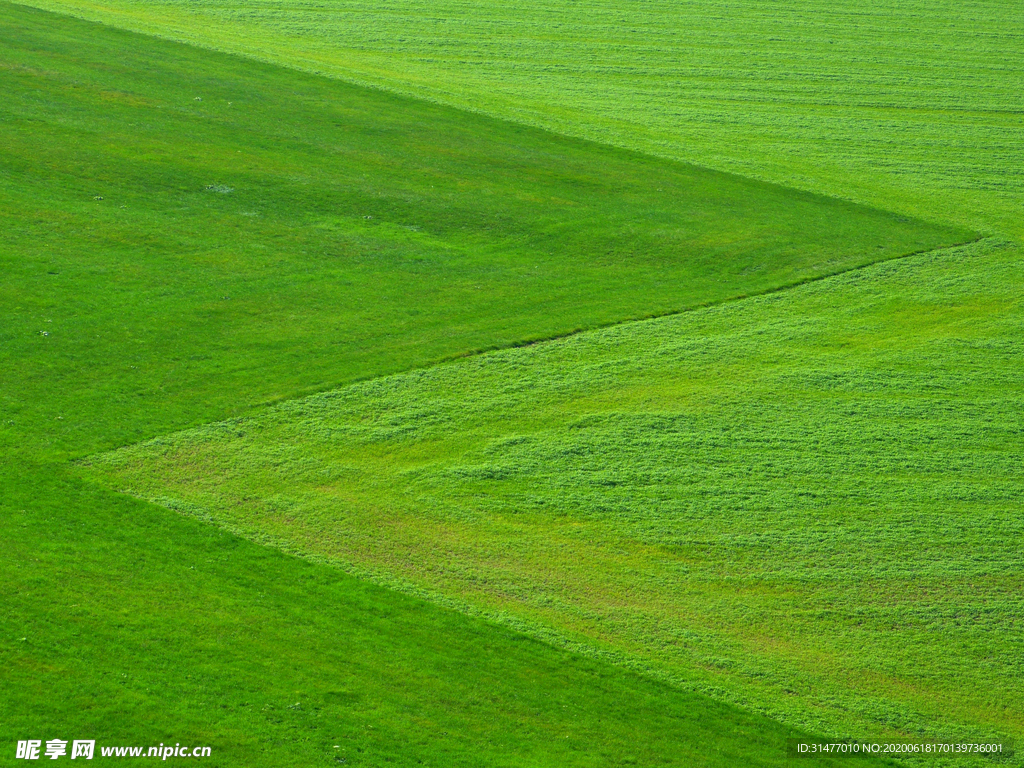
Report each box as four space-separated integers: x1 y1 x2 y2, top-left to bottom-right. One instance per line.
0 3 932 765
6 463 879 767
0 2 964 459
86 238 1024 753
14 0 1022 239
3 0 1018 764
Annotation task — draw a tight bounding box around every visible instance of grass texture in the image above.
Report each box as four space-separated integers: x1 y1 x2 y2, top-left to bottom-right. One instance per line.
0 2 964 460
0 4 923 765
5 463 877 767
13 0 1023 240
87 238 1024 756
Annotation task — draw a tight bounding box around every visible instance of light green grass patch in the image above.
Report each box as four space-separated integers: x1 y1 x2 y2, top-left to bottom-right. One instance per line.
86 238 1024 753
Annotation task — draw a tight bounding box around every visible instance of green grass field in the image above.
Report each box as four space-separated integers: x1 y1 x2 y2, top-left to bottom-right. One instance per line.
8 463 883 767
3 0 1020 764
2 1 962 459
13 0 1023 240
86 237 1024 752
0 3 946 765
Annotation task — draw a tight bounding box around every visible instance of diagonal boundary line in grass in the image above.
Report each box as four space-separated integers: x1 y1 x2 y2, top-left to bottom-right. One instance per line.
441 234 992 354
2 0 976 464
245 234 989 414
7 0 993 233
80 234 1022 750
18 0 1024 245
79 235 1002 709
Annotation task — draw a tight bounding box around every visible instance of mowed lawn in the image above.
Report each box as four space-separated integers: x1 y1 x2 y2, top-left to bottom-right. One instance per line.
5 465 890 768
0 3 967 460
0 4 930 766
87 238 1024 753
15 0 1023 240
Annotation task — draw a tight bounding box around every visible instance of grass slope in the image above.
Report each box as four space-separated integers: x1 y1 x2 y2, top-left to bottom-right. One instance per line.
87 238 1024 756
5 464 879 768
13 0 1023 240
0 3 965 460
0 4 917 765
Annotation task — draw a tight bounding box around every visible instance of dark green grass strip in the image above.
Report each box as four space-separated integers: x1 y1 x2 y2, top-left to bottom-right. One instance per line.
0 2 972 462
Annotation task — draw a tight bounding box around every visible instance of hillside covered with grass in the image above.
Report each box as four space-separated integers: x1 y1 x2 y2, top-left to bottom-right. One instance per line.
15 0 1023 239
87 237 1024 751
0 3 947 765
1 2 961 458
3 0 1020 764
